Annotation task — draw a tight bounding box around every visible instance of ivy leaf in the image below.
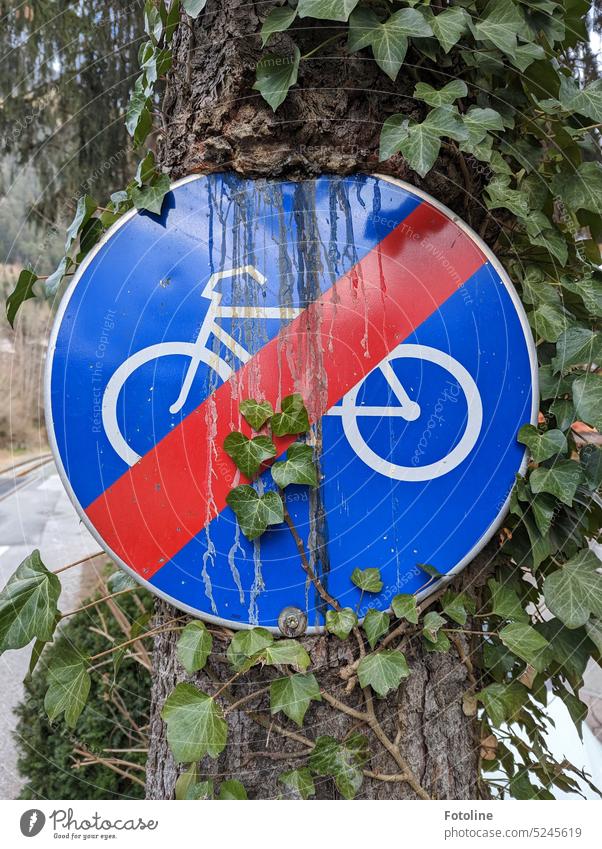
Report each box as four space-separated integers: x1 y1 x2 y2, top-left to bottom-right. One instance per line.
476 681 528 727
261 6 297 46
486 176 531 218
181 0 207 18
125 76 152 142
253 45 300 111
6 268 37 328
227 627 273 670
270 672 321 726
558 76 602 123
442 591 474 626
107 570 138 593
177 621 213 674
572 373 602 430
422 611 446 643
279 768 316 799
357 650 409 697
391 594 418 624
226 485 284 540
351 567 383 593
499 622 549 672
585 617 602 656
65 195 97 253
538 619 592 687
0 550 61 653
239 398 274 430
488 578 528 623
349 8 432 81
418 562 444 580
461 106 505 147
530 460 583 506
413 80 467 107
161 683 227 762
552 327 602 373
224 432 277 478
271 443 317 488
424 629 451 652
551 161 602 215
474 0 524 58
309 734 368 799
44 646 91 729
543 550 602 629
175 764 204 800
186 780 214 799
219 780 248 800
362 608 390 649
517 424 567 462
325 607 358 640
379 113 410 161
270 393 310 436
431 7 469 53
532 302 570 343
129 173 171 216
297 0 359 22
262 639 311 671
399 106 468 176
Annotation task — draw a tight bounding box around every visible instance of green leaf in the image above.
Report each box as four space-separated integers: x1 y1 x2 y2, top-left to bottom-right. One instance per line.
270 672 321 726
129 173 171 215
6 268 37 328
351 567 383 593
224 432 277 478
362 608 390 648
499 622 549 671
263 639 311 671
253 45 300 111
391 594 418 624
543 550 602 629
278 768 316 799
424 629 451 652
476 681 528 726
474 0 525 58
182 0 207 18
270 393 310 436
431 7 469 53
413 80 467 107
226 485 284 540
261 6 297 46
175 764 203 800
517 424 567 462
418 562 445 580
422 611 446 642
161 683 227 762
219 779 248 800
297 0 359 22
532 303 570 342
488 578 528 622
107 570 139 593
559 76 602 123
379 113 410 161
271 443 317 488
357 650 409 697
442 591 474 626
538 619 592 686
177 621 213 674
44 646 91 728
349 8 432 81
581 445 602 491
530 460 583 506
461 106 505 146
585 617 602 655
227 627 273 670
0 550 61 653
553 327 602 373
486 176 531 218
572 373 602 430
392 106 468 177
309 734 368 799
325 607 358 640
125 76 152 145
239 398 274 430
186 780 214 799
551 162 602 215
65 195 97 253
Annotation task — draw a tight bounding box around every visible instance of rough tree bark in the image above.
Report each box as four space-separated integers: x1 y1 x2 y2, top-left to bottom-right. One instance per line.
146 0 500 800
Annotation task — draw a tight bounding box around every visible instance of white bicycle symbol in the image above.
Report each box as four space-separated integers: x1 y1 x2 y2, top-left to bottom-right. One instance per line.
102 266 483 481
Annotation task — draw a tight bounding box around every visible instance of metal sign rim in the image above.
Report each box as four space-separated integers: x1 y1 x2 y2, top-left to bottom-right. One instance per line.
44 172 539 633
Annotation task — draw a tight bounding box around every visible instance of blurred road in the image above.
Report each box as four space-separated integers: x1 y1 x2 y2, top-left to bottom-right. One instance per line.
0 459 99 799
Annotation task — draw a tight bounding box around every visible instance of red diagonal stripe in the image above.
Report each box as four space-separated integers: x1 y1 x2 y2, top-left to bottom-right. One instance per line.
85 201 487 579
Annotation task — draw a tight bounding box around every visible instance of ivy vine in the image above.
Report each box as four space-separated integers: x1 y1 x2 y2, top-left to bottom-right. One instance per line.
2 0 602 800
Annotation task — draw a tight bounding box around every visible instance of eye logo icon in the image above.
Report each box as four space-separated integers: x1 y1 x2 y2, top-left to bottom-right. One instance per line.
20 810 45 837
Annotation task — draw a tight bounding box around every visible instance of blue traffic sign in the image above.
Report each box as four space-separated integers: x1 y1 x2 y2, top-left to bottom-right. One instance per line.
46 173 537 630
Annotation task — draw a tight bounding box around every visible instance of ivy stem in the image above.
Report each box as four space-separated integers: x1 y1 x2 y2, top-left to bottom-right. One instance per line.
301 33 343 60
279 491 340 612
61 587 136 619
88 618 185 662
53 551 104 574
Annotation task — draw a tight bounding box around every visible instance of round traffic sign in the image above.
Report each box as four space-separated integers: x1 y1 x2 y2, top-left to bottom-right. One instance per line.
46 173 537 630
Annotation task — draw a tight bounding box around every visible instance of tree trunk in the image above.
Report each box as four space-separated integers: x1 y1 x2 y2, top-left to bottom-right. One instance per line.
146 0 497 800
